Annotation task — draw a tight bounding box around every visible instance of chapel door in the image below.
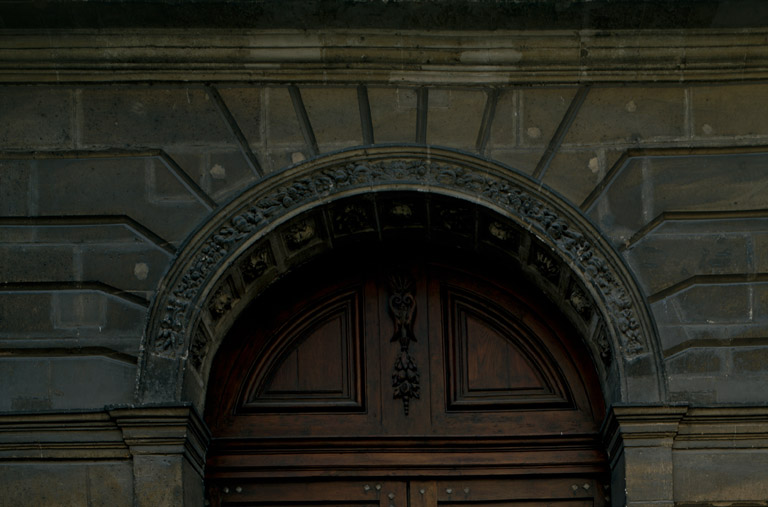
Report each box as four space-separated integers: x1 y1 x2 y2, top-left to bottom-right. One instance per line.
204 251 608 507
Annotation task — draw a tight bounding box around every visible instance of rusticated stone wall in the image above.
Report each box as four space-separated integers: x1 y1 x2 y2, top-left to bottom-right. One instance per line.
2 26 768 506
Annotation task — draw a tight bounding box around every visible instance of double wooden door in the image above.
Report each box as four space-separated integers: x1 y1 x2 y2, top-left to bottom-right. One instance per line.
205 253 607 506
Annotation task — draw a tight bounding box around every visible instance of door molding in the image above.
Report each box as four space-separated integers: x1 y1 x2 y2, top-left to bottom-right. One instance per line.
137 145 666 410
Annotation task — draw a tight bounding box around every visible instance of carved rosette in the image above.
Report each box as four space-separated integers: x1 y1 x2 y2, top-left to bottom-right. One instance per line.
146 149 652 373
388 274 419 415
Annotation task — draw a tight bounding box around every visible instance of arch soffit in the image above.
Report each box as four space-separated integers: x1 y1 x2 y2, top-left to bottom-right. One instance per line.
137 146 666 409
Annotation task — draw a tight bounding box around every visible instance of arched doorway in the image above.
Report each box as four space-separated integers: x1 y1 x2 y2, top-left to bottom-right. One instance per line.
204 244 609 506
136 146 666 506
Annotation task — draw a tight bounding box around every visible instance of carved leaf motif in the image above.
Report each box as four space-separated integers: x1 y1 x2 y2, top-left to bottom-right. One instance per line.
388 273 419 415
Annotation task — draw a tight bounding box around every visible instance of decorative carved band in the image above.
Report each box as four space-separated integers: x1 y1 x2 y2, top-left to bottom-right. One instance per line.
388 274 419 415
144 148 655 396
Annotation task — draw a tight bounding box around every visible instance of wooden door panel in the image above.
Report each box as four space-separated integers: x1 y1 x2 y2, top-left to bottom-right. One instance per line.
214 480 407 507
206 254 608 494
410 479 605 507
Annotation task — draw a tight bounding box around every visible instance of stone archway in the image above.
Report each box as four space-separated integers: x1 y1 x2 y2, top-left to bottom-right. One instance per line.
137 146 666 411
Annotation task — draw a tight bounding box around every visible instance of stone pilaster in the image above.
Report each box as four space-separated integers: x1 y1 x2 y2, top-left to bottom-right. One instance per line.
602 405 687 507
110 405 210 507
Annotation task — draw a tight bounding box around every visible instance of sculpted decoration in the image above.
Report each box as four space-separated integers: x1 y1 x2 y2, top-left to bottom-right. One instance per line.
138 146 662 405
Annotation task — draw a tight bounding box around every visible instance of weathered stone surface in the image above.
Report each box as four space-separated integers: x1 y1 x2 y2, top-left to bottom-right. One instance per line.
665 348 724 374
564 87 686 146
692 83 768 139
674 450 768 502
426 88 485 150
0 290 145 355
368 87 417 143
80 86 232 147
676 284 751 323
590 153 768 244
0 87 73 150
217 85 264 148
625 234 751 295
732 346 768 372
0 245 76 283
488 89 518 149
520 87 576 147
12 156 211 245
485 148 541 175
302 86 362 152
263 86 308 170
0 462 132 506
0 357 136 411
542 149 602 205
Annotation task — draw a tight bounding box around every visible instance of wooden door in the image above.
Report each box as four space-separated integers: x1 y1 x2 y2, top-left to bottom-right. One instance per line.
205 251 607 506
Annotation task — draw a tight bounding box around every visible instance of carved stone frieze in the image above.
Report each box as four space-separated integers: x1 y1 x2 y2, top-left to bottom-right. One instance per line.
333 203 373 235
147 149 650 367
240 247 272 284
533 249 560 282
190 325 210 372
284 219 315 250
209 279 237 321
569 285 593 320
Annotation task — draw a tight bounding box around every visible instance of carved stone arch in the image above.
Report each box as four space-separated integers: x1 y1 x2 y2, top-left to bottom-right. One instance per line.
137 146 667 411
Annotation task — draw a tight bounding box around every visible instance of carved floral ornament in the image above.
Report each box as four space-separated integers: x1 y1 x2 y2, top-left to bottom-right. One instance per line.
146 149 653 372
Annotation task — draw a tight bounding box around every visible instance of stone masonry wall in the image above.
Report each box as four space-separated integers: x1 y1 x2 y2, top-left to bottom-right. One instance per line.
2 77 768 504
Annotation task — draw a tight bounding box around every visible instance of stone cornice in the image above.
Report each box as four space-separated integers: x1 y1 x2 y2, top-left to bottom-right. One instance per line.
602 405 768 461
0 406 210 469
2 29 768 84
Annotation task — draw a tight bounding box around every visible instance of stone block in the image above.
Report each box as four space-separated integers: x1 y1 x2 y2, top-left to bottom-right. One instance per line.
134 455 185 507
692 84 768 138
625 234 750 295
674 449 768 502
715 377 768 403
487 89 518 149
369 87 417 143
217 85 264 147
0 463 88 505
591 152 768 243
754 283 768 322
52 292 106 329
676 284 751 323
665 348 724 374
265 86 305 146
732 346 768 373
0 358 51 411
32 156 209 244
302 86 362 152
0 293 53 335
623 445 674 502
80 85 234 147
0 86 73 150
85 463 134 507
519 87 576 147
0 245 76 283
486 148 541 175
0 159 31 216
0 462 132 506
49 357 136 409
564 86 686 146
541 149 602 205
264 86 308 172
79 243 171 295
755 234 768 273
426 88 486 150
668 375 718 404
207 149 258 201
